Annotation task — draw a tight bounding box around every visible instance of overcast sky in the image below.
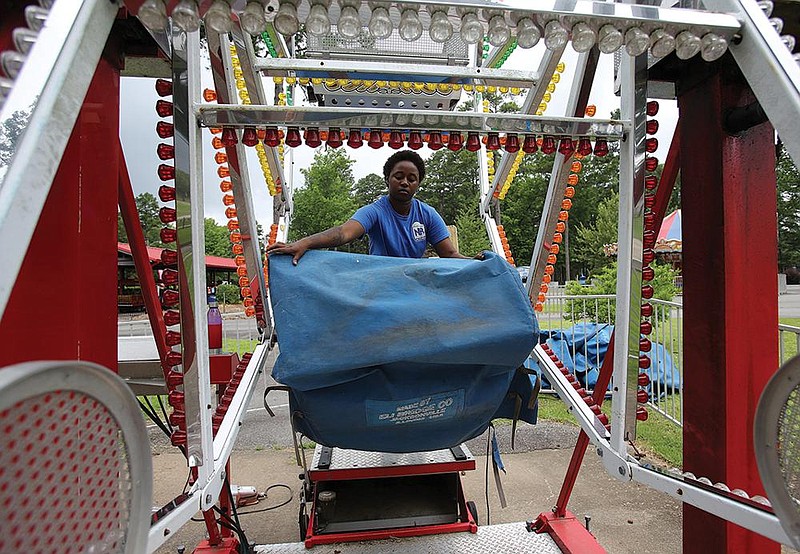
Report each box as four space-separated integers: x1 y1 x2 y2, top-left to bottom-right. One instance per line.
119 44 677 226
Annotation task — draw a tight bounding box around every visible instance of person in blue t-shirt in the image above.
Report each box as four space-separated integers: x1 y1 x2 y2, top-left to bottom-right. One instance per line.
267 150 475 264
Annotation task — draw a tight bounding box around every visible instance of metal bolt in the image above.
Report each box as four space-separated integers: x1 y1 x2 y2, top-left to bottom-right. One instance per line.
585 515 592 531
164 528 171 536
618 466 626 476
177 546 186 554
205 494 212 504
597 448 603 457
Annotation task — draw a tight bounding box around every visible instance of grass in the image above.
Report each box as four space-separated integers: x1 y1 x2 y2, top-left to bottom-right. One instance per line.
536 394 683 468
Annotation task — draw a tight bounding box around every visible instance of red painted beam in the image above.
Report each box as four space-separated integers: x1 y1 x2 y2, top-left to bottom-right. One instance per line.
118 142 170 366
0 39 121 371
679 64 779 554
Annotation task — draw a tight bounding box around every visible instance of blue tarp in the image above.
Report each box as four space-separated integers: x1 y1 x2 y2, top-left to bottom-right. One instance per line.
538 323 681 394
269 250 538 453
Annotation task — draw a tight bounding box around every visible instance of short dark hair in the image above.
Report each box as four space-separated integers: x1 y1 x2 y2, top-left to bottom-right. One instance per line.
383 150 426 183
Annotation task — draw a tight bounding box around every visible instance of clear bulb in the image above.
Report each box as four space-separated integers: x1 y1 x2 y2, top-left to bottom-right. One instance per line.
782 34 796 52
137 0 168 32
368 5 392 38
204 0 232 34
306 3 331 36
240 1 266 35
649 29 675 58
429 9 453 43
487 15 510 47
399 9 422 42
625 27 649 56
770 17 784 34
570 21 596 53
674 30 701 60
337 5 361 39
597 24 622 53
544 20 568 51
700 33 728 61
758 0 774 17
460 12 483 45
172 0 201 32
515 17 540 49
274 1 299 35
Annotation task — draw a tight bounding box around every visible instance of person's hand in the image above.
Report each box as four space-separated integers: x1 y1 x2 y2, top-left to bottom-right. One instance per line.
473 251 486 260
266 240 309 266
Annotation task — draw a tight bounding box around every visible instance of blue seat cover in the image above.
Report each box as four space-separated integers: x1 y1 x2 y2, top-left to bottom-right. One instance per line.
269 250 538 453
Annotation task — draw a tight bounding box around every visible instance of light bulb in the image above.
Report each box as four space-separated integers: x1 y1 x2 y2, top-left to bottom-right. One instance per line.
240 0 266 35
459 11 483 45
597 24 622 53
172 0 201 32
0 51 25 79
783 34 797 52
758 0 774 17
674 30 701 60
701 33 728 61
429 9 453 43
487 14 510 47
649 29 675 58
137 0 168 32
274 0 299 36
544 20 568 50
570 21 596 53
770 17 784 34
368 5 392 39
24 6 49 32
204 0 232 34
515 17 541 49
625 27 649 56
337 3 361 39
306 2 331 36
399 8 422 42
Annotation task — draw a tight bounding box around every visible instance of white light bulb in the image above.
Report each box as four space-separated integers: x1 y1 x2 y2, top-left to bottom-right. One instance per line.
204 0 232 34
674 30 701 60
782 34 796 52
274 0 299 35
570 21 596 53
337 3 361 39
429 9 453 43
543 20 568 51
649 29 675 58
368 5 392 39
12 28 38 55
700 33 728 62
0 51 25 80
515 17 540 49
399 8 422 42
597 24 622 54
240 1 266 35
172 0 201 32
487 14 510 47
306 3 331 36
624 27 649 56
460 11 483 45
770 17 784 34
758 0 774 17
137 0 168 32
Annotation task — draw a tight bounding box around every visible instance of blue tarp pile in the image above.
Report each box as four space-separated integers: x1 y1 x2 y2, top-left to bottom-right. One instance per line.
269 250 538 453
537 322 681 394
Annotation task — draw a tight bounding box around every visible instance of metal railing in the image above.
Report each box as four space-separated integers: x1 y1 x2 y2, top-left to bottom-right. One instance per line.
538 294 684 426
118 313 260 357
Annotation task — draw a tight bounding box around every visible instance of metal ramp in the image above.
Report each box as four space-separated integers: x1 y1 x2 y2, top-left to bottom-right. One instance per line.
254 522 564 554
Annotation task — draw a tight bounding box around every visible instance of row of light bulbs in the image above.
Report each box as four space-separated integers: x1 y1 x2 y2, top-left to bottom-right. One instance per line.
136 0 731 62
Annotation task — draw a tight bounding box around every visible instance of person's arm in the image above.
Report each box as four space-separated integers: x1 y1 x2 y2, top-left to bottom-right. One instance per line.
432 238 484 259
266 219 366 265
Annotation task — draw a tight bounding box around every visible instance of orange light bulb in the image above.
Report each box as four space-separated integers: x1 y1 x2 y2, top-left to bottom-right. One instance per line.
214 152 228 164
203 88 217 102
220 180 233 192
222 194 235 206
567 173 579 185
561 199 573 210
564 186 575 198
556 222 566 233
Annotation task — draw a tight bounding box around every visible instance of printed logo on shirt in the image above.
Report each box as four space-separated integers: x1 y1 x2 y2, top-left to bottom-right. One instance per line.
411 221 426 242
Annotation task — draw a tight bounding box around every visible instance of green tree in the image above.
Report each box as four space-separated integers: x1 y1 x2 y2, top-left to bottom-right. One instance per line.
117 192 165 247
352 173 385 206
417 149 479 225
454 202 490 257
204 218 231 257
290 149 357 240
777 144 800 271
573 192 620 273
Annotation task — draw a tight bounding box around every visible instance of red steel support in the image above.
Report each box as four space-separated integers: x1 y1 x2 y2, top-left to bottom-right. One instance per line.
0 37 122 371
118 142 170 365
679 63 779 554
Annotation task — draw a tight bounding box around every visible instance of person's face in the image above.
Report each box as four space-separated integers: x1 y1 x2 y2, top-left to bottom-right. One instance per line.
386 160 421 202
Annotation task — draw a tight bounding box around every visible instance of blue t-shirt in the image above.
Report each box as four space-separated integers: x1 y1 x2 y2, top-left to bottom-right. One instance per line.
351 196 450 258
